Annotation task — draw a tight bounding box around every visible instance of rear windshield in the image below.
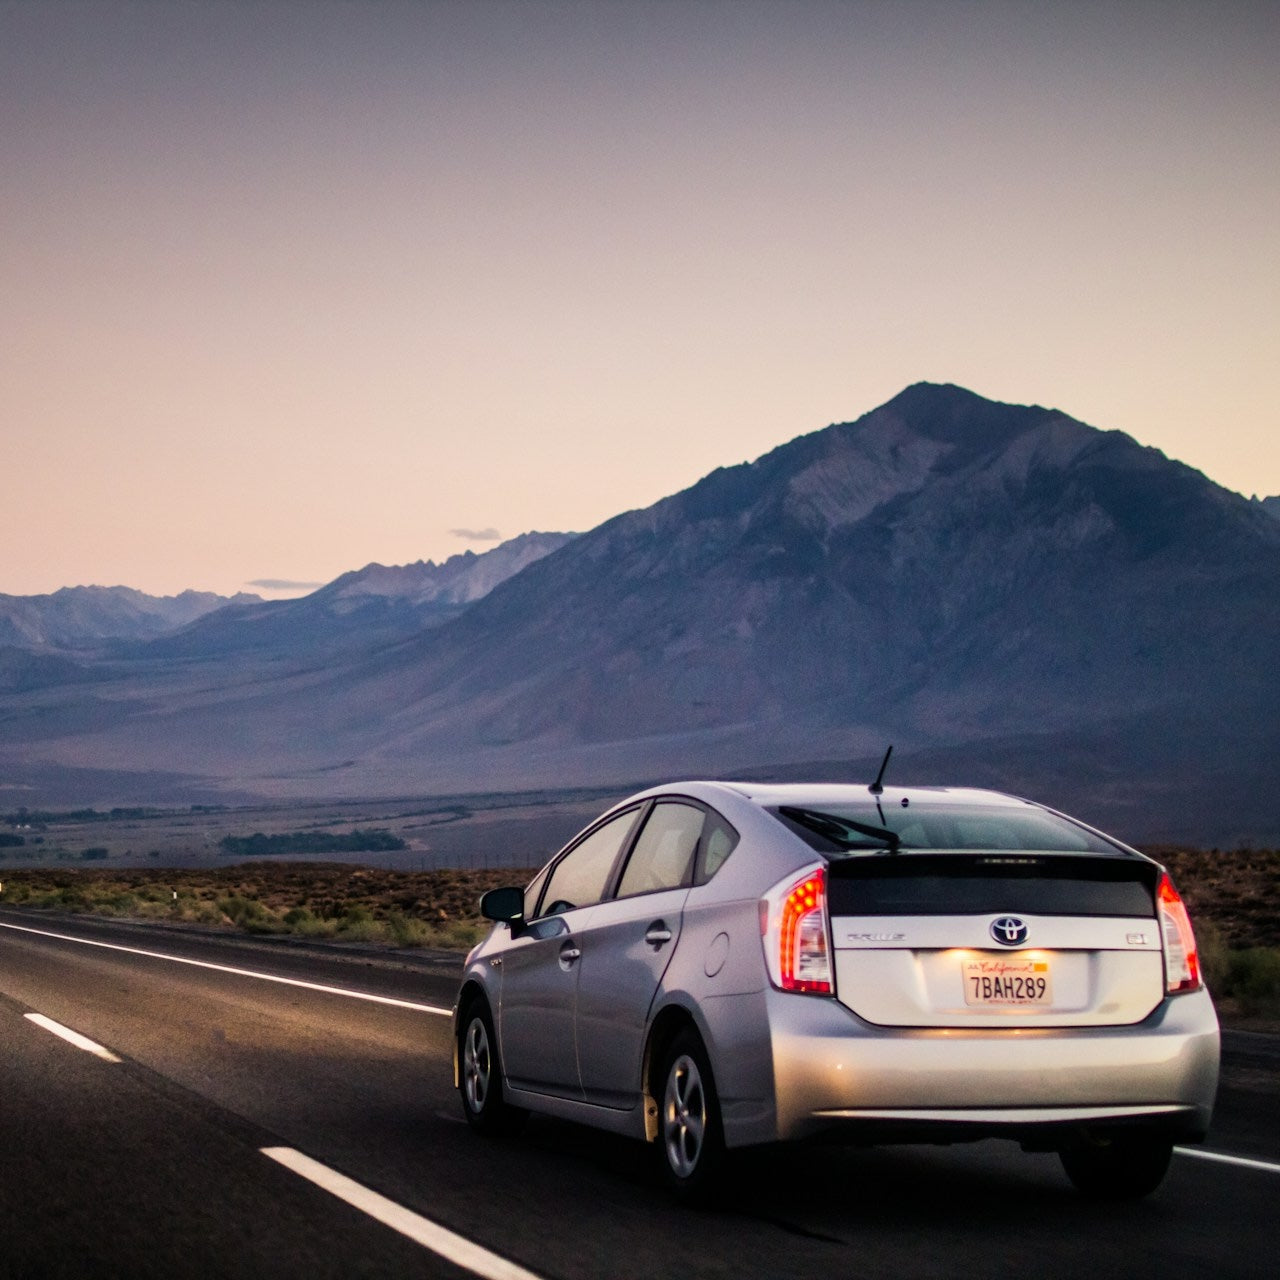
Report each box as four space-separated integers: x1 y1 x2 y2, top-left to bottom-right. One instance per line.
770 802 1123 856
825 854 1157 918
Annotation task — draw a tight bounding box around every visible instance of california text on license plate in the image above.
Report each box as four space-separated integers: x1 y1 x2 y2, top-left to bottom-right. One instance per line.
962 955 1053 1007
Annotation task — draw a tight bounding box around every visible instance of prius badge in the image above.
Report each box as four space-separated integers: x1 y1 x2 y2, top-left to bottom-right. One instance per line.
990 916 1029 946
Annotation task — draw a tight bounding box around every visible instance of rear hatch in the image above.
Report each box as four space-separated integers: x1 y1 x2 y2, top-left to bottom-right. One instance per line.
827 852 1164 1028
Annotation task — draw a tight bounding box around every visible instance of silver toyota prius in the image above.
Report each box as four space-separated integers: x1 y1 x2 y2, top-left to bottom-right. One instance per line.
453 780 1219 1202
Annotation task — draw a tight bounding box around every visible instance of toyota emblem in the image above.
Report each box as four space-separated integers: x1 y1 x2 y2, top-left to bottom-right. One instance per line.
990 916 1029 946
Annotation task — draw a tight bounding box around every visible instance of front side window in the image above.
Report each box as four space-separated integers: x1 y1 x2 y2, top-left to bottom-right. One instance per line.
539 808 642 916
523 865 550 921
616 801 704 898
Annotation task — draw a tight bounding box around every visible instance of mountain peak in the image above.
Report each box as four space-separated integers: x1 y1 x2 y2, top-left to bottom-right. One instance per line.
322 531 576 606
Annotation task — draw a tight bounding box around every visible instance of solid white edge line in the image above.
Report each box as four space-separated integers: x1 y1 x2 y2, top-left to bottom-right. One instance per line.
0 919 451 1016
1175 1146 1280 1175
24 1012 121 1063
261 1147 543 1280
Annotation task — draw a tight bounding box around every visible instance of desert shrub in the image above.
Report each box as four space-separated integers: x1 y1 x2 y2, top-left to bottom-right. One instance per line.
216 895 281 932
438 920 488 949
1196 919 1230 991
336 916 388 943
191 900 224 925
100 892 140 916
289 913 339 939
1227 948 1280 1015
386 911 432 947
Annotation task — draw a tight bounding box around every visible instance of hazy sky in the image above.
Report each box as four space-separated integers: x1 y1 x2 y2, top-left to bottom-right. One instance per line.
3 0 1277 598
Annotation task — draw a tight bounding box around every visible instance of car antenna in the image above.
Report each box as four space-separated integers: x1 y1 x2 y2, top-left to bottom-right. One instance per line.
868 744 893 795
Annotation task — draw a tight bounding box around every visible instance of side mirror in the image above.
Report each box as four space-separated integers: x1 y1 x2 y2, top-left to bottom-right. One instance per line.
479 885 525 924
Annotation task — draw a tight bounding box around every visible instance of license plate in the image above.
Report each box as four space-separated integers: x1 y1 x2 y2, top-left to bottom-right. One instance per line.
962 955 1053 1007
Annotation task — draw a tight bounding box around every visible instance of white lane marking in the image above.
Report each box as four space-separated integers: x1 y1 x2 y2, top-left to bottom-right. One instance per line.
0 920 451 1017
1176 1146 1280 1175
24 1012 122 1063
262 1147 543 1280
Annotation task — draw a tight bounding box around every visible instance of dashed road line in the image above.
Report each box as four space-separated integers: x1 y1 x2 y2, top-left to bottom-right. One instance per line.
262 1147 543 1280
24 1012 121 1062
1176 1146 1280 1175
0 919 451 1016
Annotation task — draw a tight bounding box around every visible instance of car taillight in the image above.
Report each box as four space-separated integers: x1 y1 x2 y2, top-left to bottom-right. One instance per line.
1157 872 1201 995
760 863 832 994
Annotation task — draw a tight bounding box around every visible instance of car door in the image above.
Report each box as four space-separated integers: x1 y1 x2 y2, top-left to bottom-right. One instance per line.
573 800 706 1108
497 806 643 1099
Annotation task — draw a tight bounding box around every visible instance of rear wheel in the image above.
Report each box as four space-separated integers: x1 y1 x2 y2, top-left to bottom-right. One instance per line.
1059 1134 1174 1199
657 1028 725 1204
458 1000 526 1136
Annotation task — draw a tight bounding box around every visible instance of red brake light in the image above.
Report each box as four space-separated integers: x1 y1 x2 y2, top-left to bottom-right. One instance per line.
1157 872 1201 994
761 864 832 994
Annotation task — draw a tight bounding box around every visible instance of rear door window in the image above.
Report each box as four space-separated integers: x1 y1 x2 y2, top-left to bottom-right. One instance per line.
615 801 704 898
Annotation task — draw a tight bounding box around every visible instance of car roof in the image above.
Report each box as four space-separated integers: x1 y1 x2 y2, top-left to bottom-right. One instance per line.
663 781 1040 811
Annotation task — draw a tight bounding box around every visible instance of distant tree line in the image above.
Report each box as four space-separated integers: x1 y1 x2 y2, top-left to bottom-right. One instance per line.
217 829 407 857
3 806 165 826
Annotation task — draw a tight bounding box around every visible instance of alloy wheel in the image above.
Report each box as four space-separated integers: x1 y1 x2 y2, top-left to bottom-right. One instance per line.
463 1016 491 1115
663 1052 707 1178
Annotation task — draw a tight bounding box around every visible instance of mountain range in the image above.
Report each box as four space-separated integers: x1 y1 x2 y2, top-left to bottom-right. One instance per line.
2 384 1277 844
0 586 262 649
133 531 575 659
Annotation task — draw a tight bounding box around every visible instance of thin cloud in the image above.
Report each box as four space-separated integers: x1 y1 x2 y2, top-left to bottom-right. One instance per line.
449 527 502 542
246 578 325 590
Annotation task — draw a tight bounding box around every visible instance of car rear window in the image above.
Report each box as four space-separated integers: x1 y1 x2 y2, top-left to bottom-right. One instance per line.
825 853 1157 918
770 803 1123 855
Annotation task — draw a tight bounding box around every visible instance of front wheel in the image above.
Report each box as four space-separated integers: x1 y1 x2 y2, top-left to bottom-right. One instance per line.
1059 1134 1174 1199
657 1028 725 1204
458 1001 526 1136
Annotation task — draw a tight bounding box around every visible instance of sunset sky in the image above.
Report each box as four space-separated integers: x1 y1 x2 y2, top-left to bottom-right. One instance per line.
3 0 1277 599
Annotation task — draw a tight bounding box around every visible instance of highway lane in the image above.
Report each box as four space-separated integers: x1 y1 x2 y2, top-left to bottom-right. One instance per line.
2 909 1278 1280
0 1001 468 1280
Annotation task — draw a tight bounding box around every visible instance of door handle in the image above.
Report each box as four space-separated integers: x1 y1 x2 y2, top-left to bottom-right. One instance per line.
559 942 582 966
645 922 673 947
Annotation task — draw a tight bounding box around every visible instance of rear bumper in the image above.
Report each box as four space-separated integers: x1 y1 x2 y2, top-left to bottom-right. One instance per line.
763 985 1220 1146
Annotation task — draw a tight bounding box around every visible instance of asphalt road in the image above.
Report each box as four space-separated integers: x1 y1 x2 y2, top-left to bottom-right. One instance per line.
1 908 1277 1280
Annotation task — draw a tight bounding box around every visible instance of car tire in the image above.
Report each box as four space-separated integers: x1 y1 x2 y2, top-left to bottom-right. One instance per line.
657 1027 725 1204
1059 1134 1174 1199
458 999 526 1136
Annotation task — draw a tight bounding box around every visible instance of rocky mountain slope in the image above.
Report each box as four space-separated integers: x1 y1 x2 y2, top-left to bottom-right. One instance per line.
1 385 1276 843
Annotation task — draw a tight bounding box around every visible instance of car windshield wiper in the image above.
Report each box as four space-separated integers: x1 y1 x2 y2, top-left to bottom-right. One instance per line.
778 806 901 853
